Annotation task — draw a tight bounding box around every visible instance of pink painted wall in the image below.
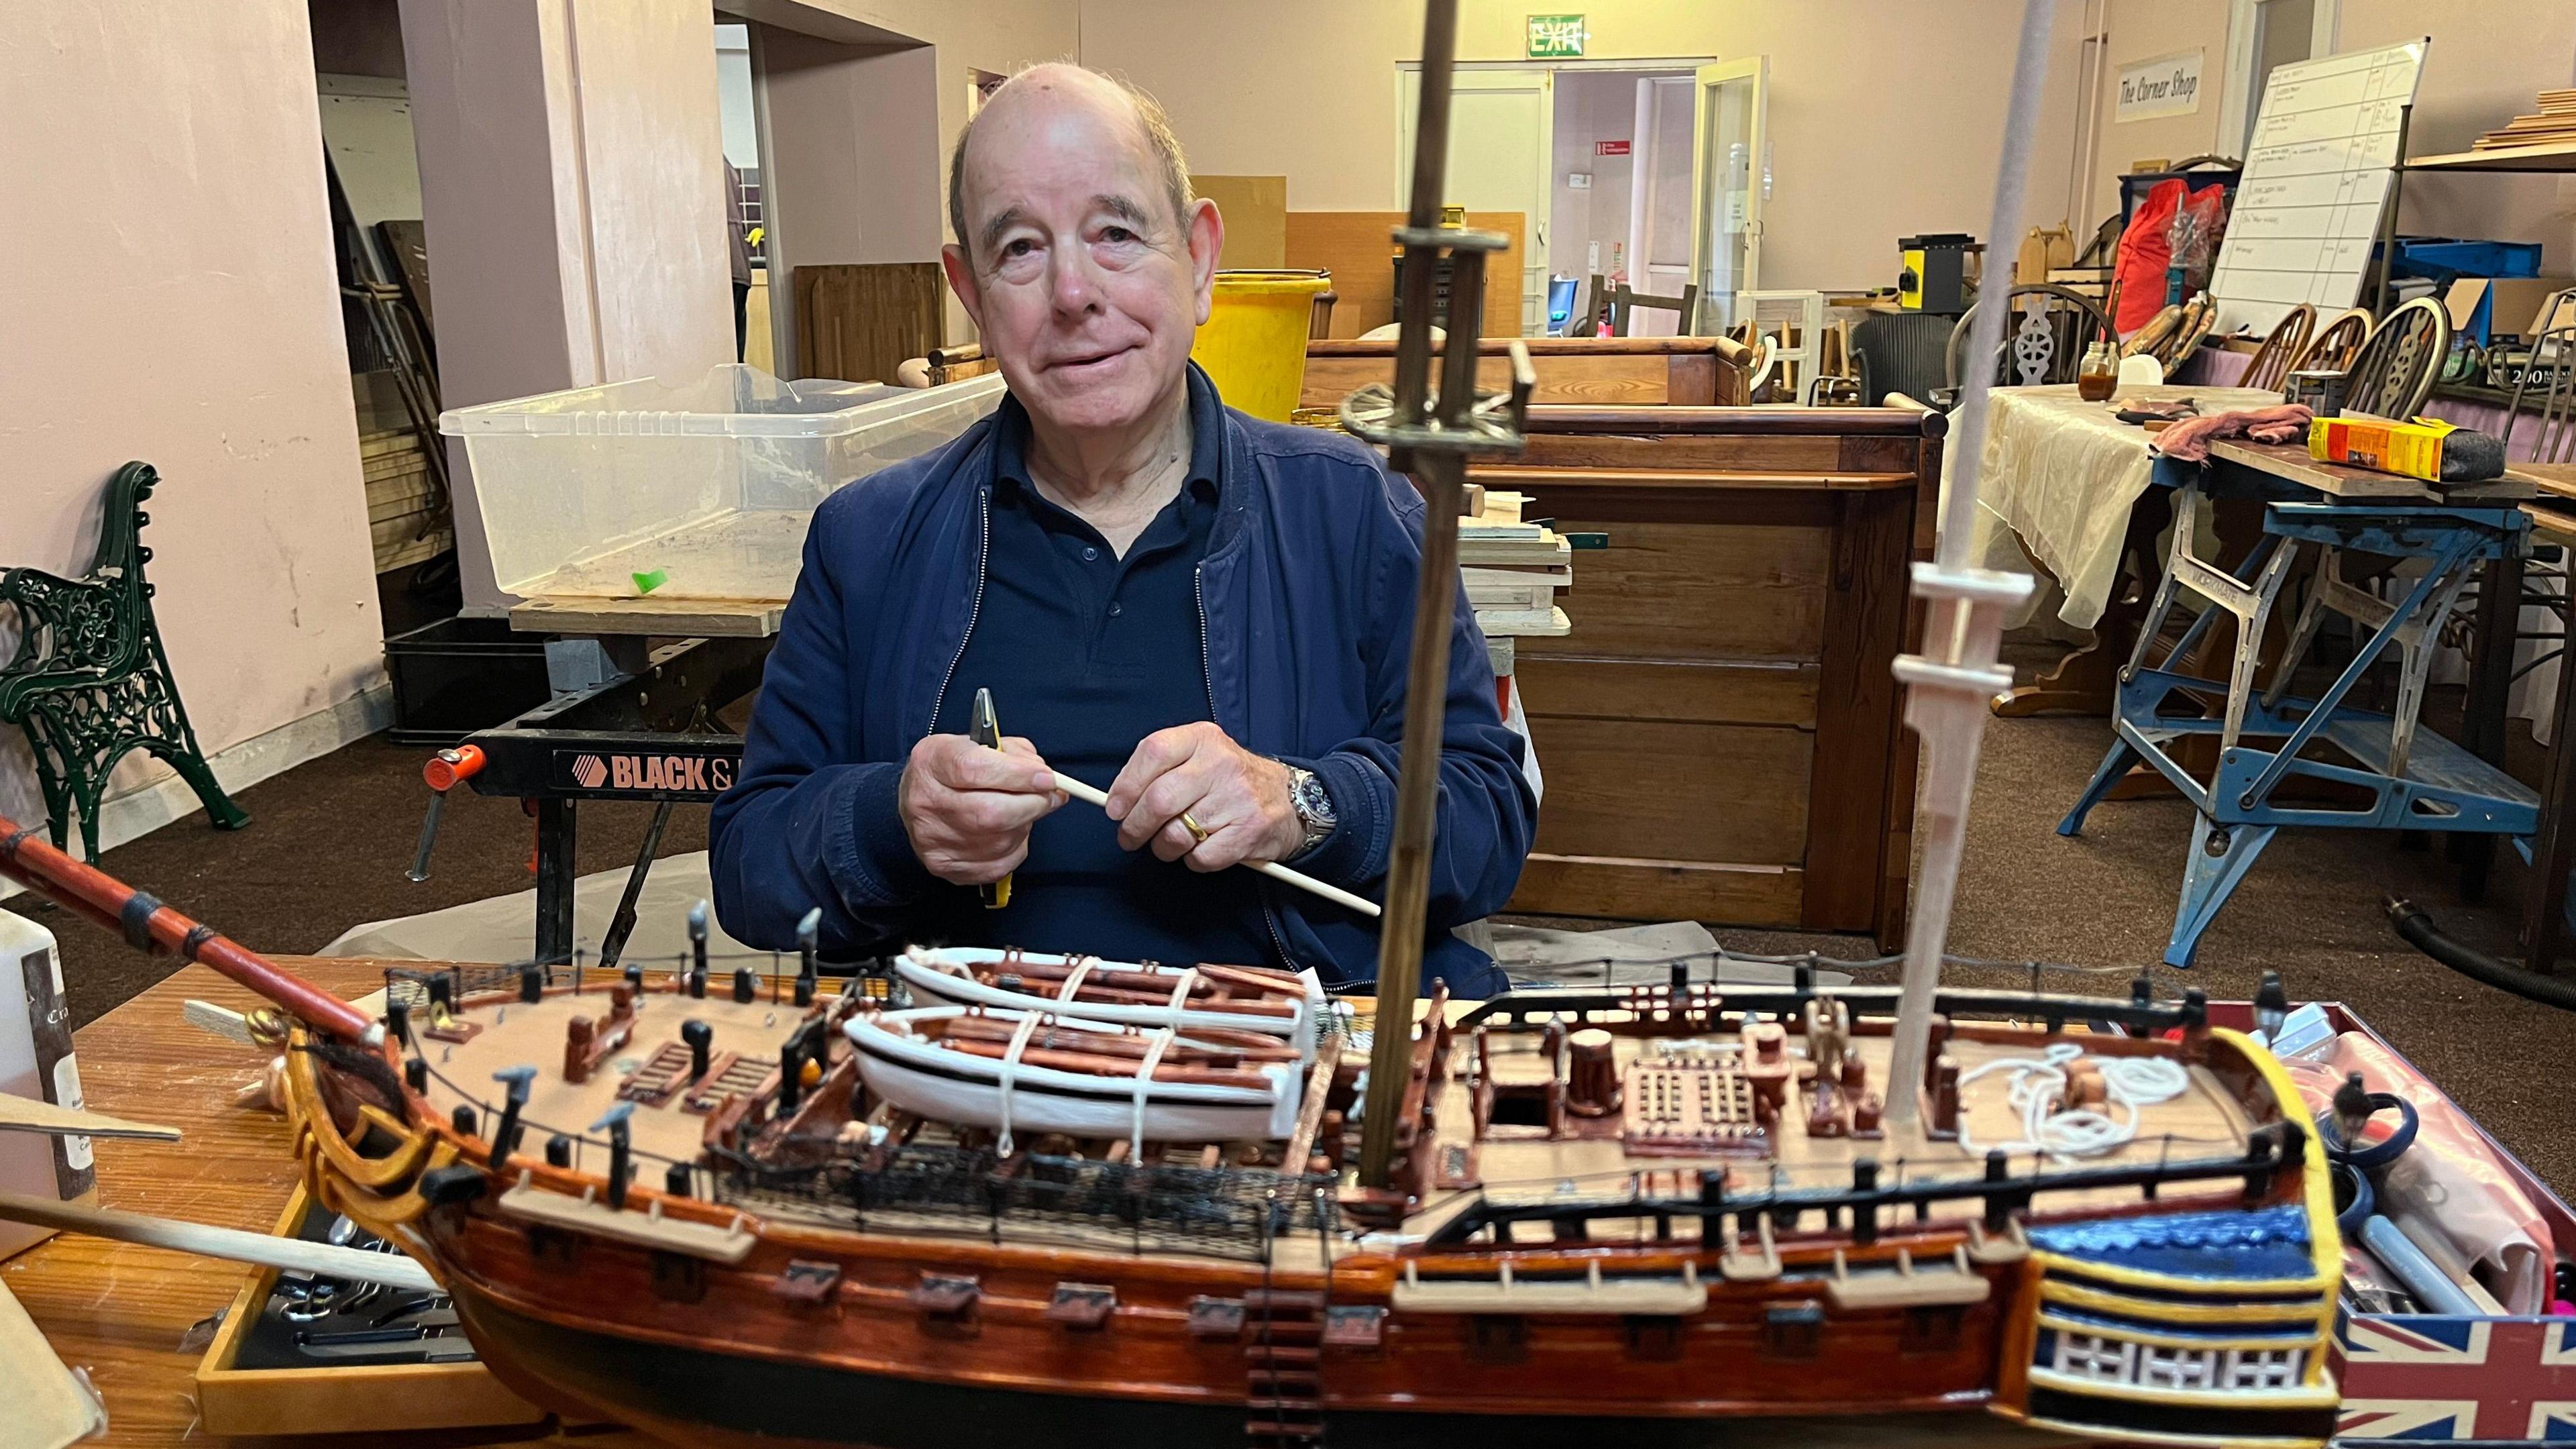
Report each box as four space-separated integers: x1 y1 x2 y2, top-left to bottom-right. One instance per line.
0 1 384 824
402 0 735 611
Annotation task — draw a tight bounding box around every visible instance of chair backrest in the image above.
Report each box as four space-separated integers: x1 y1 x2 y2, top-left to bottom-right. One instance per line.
2288 307 2373 376
2239 303 2317 393
1610 282 1699 337
2507 323 2576 464
1944 283 2112 390
2343 296 2451 419
1850 311 1957 408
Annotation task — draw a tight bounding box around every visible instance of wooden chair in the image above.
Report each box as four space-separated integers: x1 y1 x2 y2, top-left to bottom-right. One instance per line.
1943 283 2112 392
2342 296 2451 419
1609 282 1699 337
2506 321 2576 463
2287 307 2372 376
1 463 248 862
2238 303 2316 393
1569 273 1609 337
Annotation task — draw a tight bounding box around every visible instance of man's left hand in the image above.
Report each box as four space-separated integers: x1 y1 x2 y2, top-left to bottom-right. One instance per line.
1104 722 1302 870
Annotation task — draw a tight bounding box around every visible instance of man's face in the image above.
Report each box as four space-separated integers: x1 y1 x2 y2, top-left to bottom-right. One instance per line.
943 82 1220 439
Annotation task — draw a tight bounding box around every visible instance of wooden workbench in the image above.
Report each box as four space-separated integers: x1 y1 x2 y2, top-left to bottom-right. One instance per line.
2 955 652 1448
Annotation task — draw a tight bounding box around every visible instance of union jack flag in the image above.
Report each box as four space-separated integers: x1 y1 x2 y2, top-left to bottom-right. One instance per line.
2336 1313 2576 1440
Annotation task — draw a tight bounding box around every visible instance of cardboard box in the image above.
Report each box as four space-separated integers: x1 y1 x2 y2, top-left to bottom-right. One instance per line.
2311 414 2457 481
2440 275 2576 343
1191 174 1287 268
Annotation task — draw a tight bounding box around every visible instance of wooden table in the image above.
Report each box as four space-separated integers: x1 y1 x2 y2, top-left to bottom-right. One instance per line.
1965 385 2285 717
3 955 653 1448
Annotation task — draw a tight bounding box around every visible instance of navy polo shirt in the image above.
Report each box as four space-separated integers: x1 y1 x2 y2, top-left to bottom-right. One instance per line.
922 378 1277 969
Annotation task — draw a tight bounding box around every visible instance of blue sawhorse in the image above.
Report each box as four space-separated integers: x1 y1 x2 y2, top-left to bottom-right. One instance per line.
2059 473 2536 967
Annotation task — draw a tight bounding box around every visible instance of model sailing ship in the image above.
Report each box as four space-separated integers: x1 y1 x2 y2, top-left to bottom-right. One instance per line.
0 2 2345 1444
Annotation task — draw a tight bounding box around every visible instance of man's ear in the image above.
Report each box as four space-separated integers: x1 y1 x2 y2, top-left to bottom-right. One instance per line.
1184 197 1224 327
940 244 985 333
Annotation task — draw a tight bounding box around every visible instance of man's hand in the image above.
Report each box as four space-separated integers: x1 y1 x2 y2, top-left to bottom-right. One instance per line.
898 734 1066 886
1103 722 1302 871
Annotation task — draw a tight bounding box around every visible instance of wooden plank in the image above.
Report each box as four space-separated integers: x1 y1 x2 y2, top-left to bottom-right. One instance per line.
1516 433 1847 473
1514 655 1819 728
1520 715 1811 864
1283 210 1523 339
1802 486 1915 934
2209 439 2537 500
795 262 943 385
2508 461 2576 501
1303 351 1668 410
1507 853 1805 924
1471 466 1917 493
511 595 784 637
0 1095 180 1142
1513 517 1833 661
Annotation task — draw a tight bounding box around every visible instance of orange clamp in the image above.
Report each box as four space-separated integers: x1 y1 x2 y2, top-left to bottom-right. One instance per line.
423 743 486 794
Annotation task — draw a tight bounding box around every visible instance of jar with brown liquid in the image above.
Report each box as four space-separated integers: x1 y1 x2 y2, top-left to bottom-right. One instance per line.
2076 341 2118 402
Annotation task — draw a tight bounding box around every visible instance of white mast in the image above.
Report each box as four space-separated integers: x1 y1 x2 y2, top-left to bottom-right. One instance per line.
1881 0 2055 1131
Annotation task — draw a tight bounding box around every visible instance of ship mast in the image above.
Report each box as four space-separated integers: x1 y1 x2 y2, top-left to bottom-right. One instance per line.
1346 0 1532 1191
1880 0 2053 1130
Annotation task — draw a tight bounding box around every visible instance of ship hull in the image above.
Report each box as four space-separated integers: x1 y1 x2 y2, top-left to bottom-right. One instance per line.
447 1275 2004 1449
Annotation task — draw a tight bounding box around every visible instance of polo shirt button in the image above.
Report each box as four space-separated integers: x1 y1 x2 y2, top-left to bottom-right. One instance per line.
1081 545 1099 561
1108 602 1123 617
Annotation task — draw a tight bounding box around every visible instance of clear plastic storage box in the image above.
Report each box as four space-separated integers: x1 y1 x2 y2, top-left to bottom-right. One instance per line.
440 364 1005 600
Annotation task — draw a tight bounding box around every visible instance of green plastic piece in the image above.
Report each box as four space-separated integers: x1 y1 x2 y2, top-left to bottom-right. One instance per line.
632 568 668 595
1565 531 1611 550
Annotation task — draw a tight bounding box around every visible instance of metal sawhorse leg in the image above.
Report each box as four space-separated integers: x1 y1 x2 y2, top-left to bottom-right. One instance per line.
2060 478 2538 967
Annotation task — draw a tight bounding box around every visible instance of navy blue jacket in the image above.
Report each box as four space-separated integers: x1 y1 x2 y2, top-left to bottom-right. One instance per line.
707 374 1534 996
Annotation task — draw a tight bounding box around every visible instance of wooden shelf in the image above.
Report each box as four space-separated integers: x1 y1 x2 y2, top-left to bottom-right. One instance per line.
2405 140 2576 173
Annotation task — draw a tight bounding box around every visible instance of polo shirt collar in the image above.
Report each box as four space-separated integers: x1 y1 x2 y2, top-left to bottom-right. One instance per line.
990 361 1226 506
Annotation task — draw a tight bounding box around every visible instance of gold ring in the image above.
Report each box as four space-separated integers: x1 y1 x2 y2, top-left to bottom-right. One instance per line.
1180 811 1212 843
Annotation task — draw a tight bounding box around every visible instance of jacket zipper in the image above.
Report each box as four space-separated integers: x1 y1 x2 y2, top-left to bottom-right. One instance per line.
1201 563 1298 973
927 487 993 735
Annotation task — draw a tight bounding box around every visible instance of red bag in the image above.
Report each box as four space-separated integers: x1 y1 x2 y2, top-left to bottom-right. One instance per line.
2112 178 2183 335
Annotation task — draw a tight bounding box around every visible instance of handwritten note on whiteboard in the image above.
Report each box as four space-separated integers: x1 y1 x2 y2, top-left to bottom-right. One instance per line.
2206 40 2428 334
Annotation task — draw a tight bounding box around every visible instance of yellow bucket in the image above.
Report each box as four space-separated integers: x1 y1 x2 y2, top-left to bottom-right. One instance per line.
1193 270 1332 421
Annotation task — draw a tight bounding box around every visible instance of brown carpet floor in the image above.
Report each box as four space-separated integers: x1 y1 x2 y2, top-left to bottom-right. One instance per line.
20 680 2575 1197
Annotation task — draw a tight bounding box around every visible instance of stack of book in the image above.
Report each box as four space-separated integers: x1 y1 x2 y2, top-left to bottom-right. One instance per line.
2470 91 2576 151
1460 490 1570 653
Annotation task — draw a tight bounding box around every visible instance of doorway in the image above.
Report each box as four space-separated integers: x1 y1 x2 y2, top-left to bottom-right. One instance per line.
1399 57 1765 337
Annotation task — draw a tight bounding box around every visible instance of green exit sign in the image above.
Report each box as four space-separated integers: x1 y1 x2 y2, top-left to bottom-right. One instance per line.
1527 13 1586 58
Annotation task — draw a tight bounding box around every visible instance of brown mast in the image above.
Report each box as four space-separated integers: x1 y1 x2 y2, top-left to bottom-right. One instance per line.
1344 0 1532 1191
0 814 378 1040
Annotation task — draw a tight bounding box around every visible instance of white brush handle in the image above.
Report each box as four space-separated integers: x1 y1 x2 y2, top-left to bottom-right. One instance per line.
0 1188 439 1292
1049 772 1383 920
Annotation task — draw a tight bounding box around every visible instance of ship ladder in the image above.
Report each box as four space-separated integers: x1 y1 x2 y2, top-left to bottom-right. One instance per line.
1244 1273 1326 1446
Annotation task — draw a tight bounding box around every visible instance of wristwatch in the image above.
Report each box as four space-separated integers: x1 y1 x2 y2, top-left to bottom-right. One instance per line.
1282 764 1338 860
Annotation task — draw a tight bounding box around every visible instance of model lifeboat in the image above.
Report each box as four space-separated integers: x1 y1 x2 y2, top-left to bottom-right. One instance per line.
845 1002 1306 1148
894 947 1323 1053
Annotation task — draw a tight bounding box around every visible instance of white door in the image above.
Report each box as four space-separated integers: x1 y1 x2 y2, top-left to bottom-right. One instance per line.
1688 57 1769 333
1398 68 1552 336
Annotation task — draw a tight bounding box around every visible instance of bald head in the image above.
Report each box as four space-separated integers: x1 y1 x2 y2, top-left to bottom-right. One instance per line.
947 64 1192 264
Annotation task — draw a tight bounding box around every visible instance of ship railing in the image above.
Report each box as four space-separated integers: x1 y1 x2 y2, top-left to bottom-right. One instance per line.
1457 979 2209 1037
380 949 894 1014
712 1140 1340 1261
1419 1121 2307 1250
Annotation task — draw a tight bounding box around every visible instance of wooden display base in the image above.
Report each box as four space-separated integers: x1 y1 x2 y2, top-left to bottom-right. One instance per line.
193 1183 548 1437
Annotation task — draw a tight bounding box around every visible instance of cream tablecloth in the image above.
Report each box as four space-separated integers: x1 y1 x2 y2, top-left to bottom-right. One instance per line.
1955 384 2284 631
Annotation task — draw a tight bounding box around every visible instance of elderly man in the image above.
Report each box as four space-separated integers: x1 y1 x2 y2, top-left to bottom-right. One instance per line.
709 64 1532 995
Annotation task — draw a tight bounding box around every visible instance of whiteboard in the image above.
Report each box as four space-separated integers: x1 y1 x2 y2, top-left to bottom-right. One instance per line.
2206 39 2428 333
